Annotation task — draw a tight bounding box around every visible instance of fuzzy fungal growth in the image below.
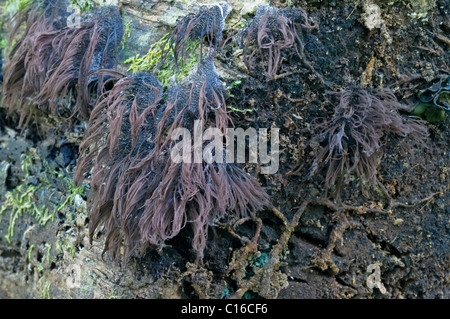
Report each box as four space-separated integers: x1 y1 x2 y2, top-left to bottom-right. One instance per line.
160 2 230 71
75 5 269 262
309 88 428 197
1 0 123 130
241 5 317 80
75 72 165 260
2 1 66 129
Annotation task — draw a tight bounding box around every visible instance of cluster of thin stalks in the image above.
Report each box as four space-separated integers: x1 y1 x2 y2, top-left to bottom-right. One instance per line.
241 5 318 80
1 0 123 130
309 88 428 198
75 3 269 262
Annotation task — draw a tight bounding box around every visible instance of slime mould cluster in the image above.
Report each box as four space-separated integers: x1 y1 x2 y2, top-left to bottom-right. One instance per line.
74 3 269 262
2 0 123 130
308 88 428 198
241 5 320 81
0 1 437 264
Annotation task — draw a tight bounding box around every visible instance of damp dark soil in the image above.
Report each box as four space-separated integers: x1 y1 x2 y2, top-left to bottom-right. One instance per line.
0 0 449 299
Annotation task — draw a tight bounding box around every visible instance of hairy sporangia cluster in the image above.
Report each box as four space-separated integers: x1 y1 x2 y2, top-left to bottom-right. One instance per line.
75 3 269 261
161 2 230 69
1 1 429 264
309 88 428 197
241 5 317 80
2 0 123 130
